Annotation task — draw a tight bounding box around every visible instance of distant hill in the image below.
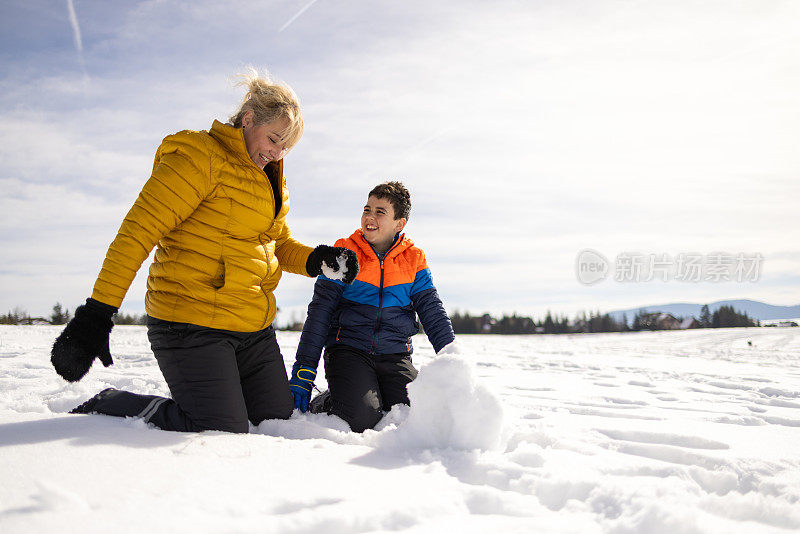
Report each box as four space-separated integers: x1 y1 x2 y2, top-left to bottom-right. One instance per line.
609 299 800 324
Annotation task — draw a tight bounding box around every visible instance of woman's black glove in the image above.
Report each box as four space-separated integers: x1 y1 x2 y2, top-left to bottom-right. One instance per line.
51 298 118 382
306 245 359 285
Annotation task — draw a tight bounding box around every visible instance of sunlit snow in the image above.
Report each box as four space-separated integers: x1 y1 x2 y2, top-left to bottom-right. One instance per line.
1 325 799 533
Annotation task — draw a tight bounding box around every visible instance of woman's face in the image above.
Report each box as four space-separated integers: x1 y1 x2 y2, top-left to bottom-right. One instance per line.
241 111 290 167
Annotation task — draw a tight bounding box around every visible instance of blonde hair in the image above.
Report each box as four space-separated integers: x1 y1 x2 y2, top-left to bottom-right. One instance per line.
229 68 304 149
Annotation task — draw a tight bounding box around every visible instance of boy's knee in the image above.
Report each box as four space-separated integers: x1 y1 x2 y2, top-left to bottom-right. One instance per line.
348 413 382 433
335 403 382 433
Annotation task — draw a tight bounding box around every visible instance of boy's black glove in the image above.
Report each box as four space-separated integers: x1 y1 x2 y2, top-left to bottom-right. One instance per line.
51 298 118 382
306 245 359 284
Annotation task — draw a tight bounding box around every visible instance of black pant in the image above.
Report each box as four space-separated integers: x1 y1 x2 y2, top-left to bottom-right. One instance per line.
324 345 418 432
86 318 293 433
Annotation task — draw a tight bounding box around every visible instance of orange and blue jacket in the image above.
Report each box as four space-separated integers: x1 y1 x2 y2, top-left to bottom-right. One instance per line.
295 229 454 368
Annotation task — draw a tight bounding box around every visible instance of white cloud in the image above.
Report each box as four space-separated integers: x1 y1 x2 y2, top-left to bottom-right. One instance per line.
1 0 798 317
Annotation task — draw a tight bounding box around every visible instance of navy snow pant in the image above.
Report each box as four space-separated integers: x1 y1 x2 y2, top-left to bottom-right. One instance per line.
83 317 293 433
324 345 418 433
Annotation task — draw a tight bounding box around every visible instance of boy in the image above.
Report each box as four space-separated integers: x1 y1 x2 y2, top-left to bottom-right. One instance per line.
289 181 455 432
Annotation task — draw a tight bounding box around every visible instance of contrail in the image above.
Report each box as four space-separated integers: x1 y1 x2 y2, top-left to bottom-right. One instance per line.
279 0 319 32
66 0 83 52
66 0 88 78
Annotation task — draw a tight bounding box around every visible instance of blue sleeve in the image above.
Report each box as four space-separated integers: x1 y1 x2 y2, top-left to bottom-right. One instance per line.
409 267 434 296
409 269 455 353
295 276 344 369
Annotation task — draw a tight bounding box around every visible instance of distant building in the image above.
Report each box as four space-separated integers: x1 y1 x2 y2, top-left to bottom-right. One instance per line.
680 317 700 329
639 312 682 330
656 313 682 330
480 314 495 333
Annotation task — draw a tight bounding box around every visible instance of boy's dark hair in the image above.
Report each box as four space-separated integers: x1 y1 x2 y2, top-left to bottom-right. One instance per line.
369 181 411 220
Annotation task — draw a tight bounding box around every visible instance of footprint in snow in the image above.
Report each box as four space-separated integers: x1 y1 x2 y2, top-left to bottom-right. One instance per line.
596 429 729 450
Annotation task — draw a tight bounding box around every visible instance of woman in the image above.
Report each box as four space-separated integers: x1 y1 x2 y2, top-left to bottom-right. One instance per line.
51 70 358 433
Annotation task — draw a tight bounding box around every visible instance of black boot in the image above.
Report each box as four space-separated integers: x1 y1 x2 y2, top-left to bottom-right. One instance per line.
309 389 332 414
70 388 120 414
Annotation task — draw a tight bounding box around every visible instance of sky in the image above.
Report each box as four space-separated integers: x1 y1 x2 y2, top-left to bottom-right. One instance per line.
1 0 799 324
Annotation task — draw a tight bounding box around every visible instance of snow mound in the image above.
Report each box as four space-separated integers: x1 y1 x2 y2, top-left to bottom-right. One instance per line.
257 354 505 452
379 355 505 451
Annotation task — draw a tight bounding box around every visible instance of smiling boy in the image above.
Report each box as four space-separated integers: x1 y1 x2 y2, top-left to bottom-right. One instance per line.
289 181 455 432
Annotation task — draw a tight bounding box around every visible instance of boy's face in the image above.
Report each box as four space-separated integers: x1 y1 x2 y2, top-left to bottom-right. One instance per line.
361 195 407 252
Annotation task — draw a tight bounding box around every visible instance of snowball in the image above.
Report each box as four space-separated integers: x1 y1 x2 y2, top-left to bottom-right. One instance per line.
320 253 350 281
436 341 462 355
380 355 505 451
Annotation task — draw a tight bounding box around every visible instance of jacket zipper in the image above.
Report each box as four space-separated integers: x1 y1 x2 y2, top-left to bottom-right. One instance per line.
367 234 401 355
372 258 385 355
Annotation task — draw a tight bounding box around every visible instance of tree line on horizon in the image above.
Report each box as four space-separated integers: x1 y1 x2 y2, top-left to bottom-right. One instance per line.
450 304 759 335
0 304 146 326
0 303 761 333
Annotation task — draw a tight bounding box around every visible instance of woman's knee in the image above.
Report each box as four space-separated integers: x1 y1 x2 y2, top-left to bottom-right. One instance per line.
195 417 250 434
249 395 293 425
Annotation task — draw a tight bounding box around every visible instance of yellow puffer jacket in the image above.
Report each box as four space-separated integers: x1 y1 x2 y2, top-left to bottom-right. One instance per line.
91 120 313 332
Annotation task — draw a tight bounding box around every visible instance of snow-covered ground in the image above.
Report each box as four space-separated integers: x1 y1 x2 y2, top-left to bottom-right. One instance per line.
1 325 799 533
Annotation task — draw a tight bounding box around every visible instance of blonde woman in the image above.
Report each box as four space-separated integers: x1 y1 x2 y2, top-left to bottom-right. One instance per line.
51 71 358 433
